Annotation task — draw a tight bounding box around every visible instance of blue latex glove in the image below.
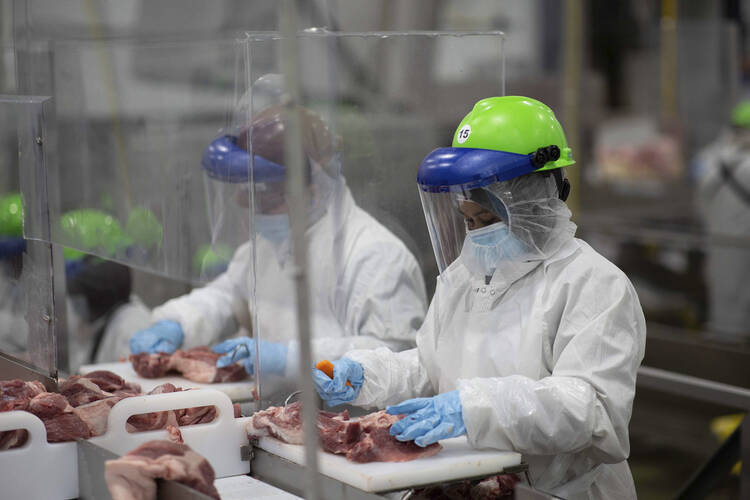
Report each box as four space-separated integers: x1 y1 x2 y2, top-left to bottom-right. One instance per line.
212 337 288 376
386 390 467 447
312 358 364 407
130 320 184 355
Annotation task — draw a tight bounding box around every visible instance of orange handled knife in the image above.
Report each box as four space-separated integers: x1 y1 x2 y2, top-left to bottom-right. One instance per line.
316 359 352 387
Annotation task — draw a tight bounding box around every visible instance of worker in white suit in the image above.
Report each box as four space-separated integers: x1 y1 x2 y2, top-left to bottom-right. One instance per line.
695 99 750 342
130 104 427 385
314 96 646 499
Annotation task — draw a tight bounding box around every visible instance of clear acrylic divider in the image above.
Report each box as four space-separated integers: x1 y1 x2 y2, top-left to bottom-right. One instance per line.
243 30 505 408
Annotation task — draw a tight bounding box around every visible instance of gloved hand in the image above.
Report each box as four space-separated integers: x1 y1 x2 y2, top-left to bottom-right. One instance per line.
130 320 184 355
386 390 466 447
312 358 364 407
212 337 288 376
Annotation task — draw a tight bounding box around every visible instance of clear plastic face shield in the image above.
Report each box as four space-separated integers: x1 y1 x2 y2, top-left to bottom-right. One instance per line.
202 79 343 272
419 172 575 283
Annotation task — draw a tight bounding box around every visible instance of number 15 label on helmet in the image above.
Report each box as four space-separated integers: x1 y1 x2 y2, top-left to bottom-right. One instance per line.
456 124 471 144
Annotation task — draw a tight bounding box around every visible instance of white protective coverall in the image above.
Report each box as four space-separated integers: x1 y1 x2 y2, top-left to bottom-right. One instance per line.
696 131 750 340
346 175 646 499
151 180 428 376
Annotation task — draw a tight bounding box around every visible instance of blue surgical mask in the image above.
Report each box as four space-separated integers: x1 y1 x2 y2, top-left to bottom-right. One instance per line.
254 213 290 246
465 222 527 274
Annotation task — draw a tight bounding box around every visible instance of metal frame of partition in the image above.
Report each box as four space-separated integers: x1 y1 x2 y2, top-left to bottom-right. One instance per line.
0 94 68 382
637 365 750 498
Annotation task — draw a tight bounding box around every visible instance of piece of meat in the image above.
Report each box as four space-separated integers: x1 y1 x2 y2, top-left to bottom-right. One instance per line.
74 396 123 437
129 347 247 383
59 377 114 407
126 384 182 433
0 429 28 450
345 411 442 463
412 474 519 499
81 370 142 394
178 405 217 426
130 352 172 378
247 403 442 463
169 347 246 383
166 425 183 444
470 474 519 499
0 379 46 410
27 392 91 442
0 380 46 449
247 401 304 444
105 439 220 500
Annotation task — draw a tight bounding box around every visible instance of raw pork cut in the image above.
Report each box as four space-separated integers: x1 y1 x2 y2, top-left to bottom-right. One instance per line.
105 425 220 500
27 392 91 442
0 380 47 448
125 383 240 433
411 474 519 499
130 346 247 383
130 352 172 378
79 370 141 393
0 379 45 411
247 402 442 463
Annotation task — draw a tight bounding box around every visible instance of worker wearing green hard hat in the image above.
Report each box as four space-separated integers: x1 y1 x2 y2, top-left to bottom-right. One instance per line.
314 96 646 499
695 99 750 342
60 208 151 368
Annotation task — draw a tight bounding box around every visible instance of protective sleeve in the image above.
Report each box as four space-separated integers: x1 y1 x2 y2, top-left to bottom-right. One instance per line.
150 244 250 348
458 268 646 463
341 346 433 410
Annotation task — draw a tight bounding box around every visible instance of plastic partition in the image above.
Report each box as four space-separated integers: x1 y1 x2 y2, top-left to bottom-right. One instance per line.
244 30 506 404
0 95 63 378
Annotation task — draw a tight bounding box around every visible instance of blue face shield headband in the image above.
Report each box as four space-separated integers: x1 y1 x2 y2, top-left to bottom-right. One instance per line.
201 134 286 184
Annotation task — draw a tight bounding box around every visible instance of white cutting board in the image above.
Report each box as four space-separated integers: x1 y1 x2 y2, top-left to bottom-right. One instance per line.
79 361 255 402
215 475 302 500
257 435 521 493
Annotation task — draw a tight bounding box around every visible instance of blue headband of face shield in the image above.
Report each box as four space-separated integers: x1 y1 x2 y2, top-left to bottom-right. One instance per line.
201 134 286 184
0 237 25 259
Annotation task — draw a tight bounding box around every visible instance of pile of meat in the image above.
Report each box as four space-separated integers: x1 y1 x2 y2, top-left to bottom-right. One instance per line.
0 371 240 449
106 425 220 500
130 346 247 383
411 474 520 499
247 402 442 463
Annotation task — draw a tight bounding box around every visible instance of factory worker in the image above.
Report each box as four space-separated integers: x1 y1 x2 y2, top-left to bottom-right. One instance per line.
695 100 750 342
130 104 428 384
314 97 646 499
61 209 151 368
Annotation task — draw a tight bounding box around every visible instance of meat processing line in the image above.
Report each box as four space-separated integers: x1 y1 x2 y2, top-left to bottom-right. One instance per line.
0 13 552 499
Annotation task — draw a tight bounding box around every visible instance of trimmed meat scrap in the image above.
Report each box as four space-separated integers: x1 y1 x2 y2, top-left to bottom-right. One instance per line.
130 347 247 383
247 402 442 463
130 352 172 378
411 474 519 499
27 392 91 442
105 435 220 500
59 377 114 407
79 370 142 394
0 379 46 411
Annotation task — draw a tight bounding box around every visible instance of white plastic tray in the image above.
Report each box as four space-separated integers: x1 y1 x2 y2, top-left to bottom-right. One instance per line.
0 388 250 500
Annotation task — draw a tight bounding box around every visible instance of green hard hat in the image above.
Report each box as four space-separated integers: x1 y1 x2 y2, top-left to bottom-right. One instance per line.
731 100 750 128
0 193 23 237
452 96 574 171
60 209 131 257
125 207 163 249
193 243 232 274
